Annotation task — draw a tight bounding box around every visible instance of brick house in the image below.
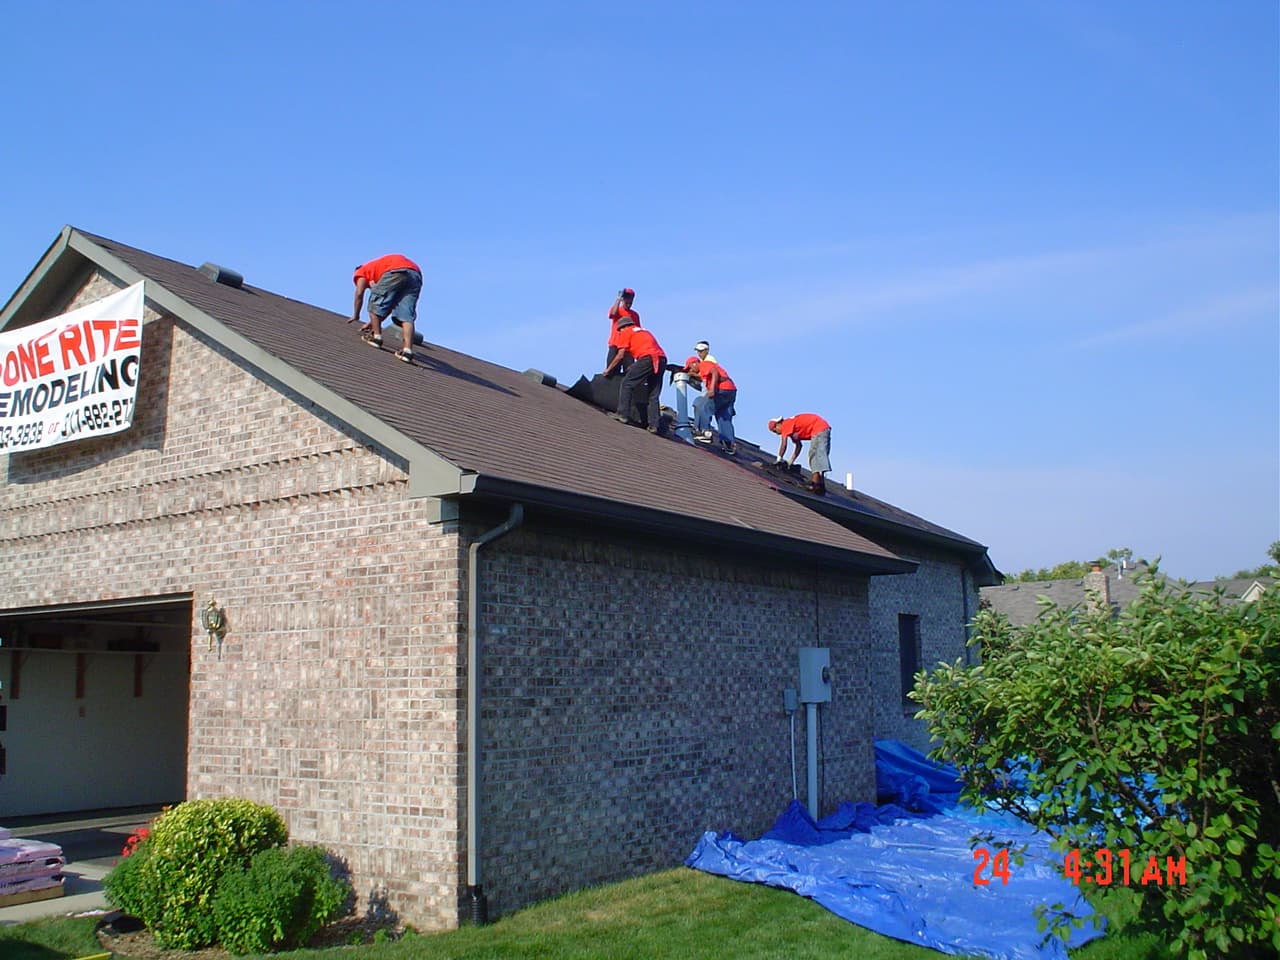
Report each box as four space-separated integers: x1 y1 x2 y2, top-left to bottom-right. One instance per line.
0 227 996 928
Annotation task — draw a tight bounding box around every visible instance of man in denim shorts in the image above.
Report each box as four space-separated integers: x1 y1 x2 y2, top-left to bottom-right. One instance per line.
348 254 423 363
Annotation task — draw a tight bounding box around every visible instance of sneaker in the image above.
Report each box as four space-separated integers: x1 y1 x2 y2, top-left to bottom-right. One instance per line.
396 349 414 363
722 443 737 455
610 413 630 424
361 330 383 347
693 431 714 443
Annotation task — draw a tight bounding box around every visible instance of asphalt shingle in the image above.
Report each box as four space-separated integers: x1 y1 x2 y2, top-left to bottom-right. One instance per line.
73 231 908 570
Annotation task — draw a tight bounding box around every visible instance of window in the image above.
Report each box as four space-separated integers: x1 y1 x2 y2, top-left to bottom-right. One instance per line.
898 614 921 708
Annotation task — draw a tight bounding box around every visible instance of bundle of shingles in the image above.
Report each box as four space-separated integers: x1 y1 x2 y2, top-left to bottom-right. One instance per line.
0 827 65 906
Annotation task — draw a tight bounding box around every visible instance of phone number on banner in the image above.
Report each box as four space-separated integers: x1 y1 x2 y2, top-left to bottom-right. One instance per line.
0 398 134 451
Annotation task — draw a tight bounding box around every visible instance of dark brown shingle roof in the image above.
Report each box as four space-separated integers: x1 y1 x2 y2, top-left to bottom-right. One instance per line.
29 229 913 574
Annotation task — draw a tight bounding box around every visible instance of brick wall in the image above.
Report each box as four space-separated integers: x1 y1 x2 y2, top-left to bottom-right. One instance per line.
2 271 468 929
475 526 875 917
866 539 978 752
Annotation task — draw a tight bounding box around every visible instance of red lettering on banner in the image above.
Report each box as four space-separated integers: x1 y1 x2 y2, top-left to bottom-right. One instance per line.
90 319 117 359
14 341 39 383
115 318 140 350
58 325 88 366
33 331 55 376
55 319 141 372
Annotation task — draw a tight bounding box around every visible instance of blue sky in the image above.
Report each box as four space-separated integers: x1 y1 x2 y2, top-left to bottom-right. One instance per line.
1 1 1275 580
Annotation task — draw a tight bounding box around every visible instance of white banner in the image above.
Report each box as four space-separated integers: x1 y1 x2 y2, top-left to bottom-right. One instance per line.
0 282 145 453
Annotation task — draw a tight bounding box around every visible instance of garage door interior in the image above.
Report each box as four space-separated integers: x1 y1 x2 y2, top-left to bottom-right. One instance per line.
0 596 190 818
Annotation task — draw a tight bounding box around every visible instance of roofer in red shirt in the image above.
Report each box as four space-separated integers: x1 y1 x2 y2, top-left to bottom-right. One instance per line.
602 318 667 432
348 254 423 364
606 288 640 371
768 413 832 494
686 356 737 454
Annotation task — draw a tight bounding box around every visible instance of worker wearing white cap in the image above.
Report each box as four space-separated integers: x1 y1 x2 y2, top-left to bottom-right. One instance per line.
693 340 717 364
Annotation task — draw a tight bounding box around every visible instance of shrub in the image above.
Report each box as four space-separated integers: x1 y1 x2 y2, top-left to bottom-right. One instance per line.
102 836 152 918
213 844 350 954
102 798 288 949
913 575 1279 959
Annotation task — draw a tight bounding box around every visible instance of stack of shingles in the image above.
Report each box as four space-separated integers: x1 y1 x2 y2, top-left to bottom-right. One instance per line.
0 827 65 905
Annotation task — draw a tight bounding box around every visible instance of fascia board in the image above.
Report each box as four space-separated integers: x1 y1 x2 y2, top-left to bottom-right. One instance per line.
778 488 1000 585
63 231 465 498
467 474 919 576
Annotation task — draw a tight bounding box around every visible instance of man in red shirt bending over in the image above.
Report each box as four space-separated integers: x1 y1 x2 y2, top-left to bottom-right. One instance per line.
686 356 738 455
768 413 832 494
602 318 667 432
606 288 640 371
348 254 423 364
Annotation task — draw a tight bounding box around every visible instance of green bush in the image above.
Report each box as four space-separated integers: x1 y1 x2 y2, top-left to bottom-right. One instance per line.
102 798 288 949
212 844 350 954
101 837 152 918
913 575 1279 959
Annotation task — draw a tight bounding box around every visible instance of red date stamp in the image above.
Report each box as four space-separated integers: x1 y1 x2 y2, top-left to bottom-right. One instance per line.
972 847 1012 885
972 847 1189 887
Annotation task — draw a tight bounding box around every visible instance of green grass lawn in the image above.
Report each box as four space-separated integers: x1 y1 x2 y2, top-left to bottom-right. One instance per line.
0 868 1172 960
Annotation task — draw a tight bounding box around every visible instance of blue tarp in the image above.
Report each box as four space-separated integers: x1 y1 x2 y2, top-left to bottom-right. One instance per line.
874 738 964 814
685 741 1104 960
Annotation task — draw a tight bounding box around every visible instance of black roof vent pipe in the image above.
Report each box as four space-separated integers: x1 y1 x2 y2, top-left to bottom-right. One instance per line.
197 262 244 289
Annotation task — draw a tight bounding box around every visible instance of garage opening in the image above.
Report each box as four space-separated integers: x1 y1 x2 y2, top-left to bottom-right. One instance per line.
0 595 191 818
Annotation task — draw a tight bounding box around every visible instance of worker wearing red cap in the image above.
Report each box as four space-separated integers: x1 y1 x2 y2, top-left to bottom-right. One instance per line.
606 288 640 371
768 414 832 494
602 318 667 432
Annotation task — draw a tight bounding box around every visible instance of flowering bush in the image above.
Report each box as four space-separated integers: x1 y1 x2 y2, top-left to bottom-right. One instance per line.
120 826 150 858
102 798 288 949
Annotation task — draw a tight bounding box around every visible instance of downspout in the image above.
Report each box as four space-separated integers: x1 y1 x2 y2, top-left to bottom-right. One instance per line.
466 502 524 925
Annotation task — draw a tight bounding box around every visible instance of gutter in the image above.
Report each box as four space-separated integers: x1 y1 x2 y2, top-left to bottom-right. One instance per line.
465 502 524 925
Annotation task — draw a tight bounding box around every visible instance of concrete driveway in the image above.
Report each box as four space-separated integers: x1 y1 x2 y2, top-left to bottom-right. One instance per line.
0 809 158 925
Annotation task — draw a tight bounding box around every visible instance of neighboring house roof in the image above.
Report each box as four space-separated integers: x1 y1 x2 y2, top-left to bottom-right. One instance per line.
981 567 1272 625
981 573 1144 625
1190 577 1273 603
2 227 926 576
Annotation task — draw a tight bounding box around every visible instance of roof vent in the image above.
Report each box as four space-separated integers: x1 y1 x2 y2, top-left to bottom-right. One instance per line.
198 262 244 289
523 368 557 388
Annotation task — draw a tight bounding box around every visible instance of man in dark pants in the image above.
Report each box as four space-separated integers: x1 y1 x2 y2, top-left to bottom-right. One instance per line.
602 319 667 432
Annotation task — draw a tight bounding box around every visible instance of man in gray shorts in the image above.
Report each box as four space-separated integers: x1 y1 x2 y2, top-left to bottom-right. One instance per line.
349 254 423 363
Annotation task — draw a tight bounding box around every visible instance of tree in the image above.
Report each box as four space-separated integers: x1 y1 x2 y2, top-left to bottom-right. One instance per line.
912 573 1279 959
1004 547 1135 583
1229 541 1280 580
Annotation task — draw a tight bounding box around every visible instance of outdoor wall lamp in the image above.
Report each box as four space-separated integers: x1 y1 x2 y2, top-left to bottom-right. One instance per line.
200 598 227 657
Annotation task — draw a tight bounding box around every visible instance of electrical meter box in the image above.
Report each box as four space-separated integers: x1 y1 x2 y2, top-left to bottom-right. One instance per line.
798 647 832 703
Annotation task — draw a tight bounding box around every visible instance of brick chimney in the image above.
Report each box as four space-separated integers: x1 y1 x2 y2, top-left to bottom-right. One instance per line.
1084 563 1111 614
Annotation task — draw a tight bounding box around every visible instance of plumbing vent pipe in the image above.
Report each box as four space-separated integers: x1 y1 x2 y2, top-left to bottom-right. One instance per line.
197 262 244 288
672 372 694 441
845 472 854 491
